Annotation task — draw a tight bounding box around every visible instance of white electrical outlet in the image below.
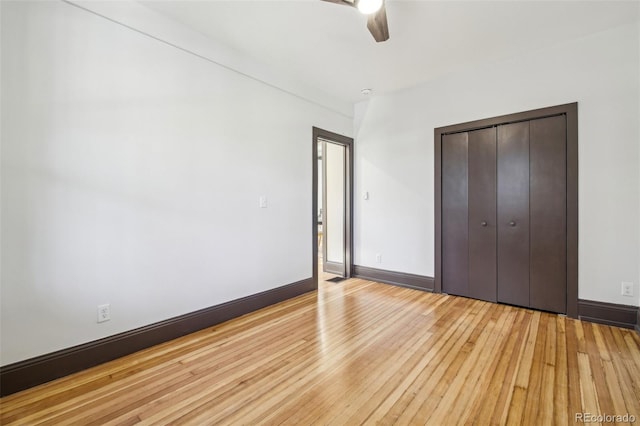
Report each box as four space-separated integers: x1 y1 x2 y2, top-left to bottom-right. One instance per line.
97 304 111 323
621 282 633 297
375 253 382 263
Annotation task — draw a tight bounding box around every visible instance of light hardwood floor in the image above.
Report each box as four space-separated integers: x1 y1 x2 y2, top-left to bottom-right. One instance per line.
1 278 639 425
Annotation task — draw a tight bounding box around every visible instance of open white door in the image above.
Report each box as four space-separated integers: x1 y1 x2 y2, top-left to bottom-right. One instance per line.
322 140 346 276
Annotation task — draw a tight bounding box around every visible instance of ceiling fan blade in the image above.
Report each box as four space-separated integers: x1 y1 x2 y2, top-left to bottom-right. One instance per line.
320 0 356 7
366 3 389 42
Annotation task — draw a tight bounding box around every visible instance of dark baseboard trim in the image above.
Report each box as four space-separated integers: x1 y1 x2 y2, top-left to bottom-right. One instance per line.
636 309 640 336
353 265 434 292
0 278 315 397
578 299 638 330
323 261 344 276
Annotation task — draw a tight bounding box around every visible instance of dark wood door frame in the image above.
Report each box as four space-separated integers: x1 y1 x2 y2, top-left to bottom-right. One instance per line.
312 127 354 286
434 103 578 318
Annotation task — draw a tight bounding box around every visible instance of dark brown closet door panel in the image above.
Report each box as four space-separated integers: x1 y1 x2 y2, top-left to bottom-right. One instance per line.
497 122 530 308
442 132 469 297
530 115 567 313
468 127 497 302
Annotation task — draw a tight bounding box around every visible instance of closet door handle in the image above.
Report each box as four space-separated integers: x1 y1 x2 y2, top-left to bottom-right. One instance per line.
509 221 516 227
481 221 488 227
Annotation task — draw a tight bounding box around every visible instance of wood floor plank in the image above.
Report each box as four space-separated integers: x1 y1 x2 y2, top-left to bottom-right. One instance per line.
553 316 569 426
2 278 639 425
400 300 493 423
461 308 524 425
522 313 548 423
577 351 601 417
240 289 434 426
341 297 454 425
238 288 428 423
174 282 420 421
505 310 541 425
429 304 515 425
601 326 640 418
378 299 489 424
311 297 441 425
581 322 616 418
539 316 556 426
485 309 532 426
354 297 476 425
138 288 410 424
565 318 584 424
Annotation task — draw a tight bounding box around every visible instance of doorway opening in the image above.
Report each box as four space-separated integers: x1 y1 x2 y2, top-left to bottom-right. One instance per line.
312 127 353 286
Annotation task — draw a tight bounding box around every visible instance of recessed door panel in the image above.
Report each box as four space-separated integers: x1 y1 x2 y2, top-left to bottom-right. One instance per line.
442 132 469 297
497 122 530 308
468 127 497 302
530 115 567 313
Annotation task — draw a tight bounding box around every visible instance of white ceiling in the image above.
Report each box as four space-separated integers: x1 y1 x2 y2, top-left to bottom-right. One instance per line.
139 0 639 104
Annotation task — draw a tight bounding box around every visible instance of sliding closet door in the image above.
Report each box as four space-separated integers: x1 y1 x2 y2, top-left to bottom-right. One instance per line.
530 116 567 312
468 128 497 302
442 132 468 297
497 122 530 307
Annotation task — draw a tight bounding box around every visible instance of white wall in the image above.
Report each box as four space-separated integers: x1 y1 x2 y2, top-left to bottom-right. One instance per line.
0 0 351 365
354 21 640 307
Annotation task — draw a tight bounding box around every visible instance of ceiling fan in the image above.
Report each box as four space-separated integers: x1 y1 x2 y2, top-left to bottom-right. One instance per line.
321 0 390 43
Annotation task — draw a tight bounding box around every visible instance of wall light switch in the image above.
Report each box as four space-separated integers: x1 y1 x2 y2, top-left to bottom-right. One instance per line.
259 196 267 208
364 191 369 200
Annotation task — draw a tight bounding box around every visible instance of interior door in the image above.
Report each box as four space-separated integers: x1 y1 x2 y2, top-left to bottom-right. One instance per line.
529 115 567 312
442 128 497 301
323 141 346 276
468 127 497 302
442 132 469 297
497 121 531 308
